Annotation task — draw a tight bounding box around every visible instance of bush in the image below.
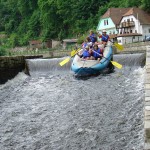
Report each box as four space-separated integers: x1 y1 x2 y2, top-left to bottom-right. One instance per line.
77 35 87 44
9 33 19 48
0 46 7 56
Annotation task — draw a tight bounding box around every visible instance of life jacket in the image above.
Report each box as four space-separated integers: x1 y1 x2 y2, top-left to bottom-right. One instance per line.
82 50 91 58
102 34 109 42
82 42 93 48
92 48 103 58
89 34 97 43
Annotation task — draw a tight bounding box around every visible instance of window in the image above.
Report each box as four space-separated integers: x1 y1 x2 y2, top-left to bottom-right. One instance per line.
104 20 108 25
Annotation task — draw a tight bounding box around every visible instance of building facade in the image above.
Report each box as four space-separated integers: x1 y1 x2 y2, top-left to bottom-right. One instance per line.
97 7 150 45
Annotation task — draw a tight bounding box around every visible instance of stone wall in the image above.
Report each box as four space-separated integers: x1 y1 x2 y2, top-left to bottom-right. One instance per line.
0 55 43 84
117 41 150 53
145 46 150 149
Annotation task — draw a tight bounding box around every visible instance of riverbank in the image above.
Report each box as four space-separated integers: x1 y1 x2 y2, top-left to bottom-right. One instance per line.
0 55 43 84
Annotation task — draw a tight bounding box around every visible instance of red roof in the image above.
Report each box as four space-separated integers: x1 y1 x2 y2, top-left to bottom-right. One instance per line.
123 7 150 25
101 8 131 24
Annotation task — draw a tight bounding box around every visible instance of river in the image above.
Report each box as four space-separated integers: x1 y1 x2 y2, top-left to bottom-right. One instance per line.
0 53 145 150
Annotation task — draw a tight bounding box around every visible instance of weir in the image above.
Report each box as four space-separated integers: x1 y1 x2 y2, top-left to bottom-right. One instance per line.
0 52 147 149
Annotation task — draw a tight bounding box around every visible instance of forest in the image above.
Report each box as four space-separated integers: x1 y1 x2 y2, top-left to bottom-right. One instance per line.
0 0 150 47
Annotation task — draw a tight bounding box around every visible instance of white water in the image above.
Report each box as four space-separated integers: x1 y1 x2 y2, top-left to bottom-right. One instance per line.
0 54 145 150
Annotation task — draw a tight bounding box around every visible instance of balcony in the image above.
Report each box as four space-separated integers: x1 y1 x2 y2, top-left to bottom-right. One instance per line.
116 21 135 29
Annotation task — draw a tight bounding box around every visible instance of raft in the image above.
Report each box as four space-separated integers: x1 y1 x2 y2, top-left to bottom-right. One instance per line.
71 42 113 76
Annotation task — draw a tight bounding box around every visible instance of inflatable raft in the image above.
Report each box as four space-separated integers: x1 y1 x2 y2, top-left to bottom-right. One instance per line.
71 42 113 76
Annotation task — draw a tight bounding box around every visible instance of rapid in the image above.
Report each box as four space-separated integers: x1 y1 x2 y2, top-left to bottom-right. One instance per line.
0 53 145 150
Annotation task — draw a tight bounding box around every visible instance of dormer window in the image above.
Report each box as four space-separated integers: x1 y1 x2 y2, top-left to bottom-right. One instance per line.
104 20 108 25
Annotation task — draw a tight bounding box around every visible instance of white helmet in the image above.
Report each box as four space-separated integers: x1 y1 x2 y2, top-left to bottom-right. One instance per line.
102 29 107 33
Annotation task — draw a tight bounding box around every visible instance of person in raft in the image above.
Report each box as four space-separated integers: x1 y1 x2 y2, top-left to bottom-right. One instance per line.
98 30 114 72
97 29 110 47
92 44 103 61
82 37 93 49
78 45 92 60
88 30 97 44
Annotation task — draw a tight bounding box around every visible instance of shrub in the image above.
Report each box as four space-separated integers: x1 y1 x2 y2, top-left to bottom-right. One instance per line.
0 46 7 56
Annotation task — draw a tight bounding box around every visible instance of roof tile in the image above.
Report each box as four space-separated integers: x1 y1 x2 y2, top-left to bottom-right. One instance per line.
101 8 131 24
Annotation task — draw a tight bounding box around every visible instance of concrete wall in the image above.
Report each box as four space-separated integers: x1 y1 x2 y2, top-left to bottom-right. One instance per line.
117 36 143 45
0 55 42 84
116 42 150 53
145 46 150 149
52 40 61 48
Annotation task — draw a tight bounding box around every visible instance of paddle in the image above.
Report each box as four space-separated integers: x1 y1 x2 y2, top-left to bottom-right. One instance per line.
71 49 78 57
111 41 123 51
59 48 80 66
91 49 122 69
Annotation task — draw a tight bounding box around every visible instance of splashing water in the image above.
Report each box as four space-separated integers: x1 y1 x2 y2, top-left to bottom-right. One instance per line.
0 53 145 150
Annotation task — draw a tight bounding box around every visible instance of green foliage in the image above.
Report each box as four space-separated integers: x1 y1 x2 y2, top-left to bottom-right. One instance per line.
0 46 7 56
124 0 142 7
0 0 149 48
141 0 150 12
8 33 19 48
77 35 85 44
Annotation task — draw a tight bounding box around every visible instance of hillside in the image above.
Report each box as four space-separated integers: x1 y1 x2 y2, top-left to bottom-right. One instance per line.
0 0 150 47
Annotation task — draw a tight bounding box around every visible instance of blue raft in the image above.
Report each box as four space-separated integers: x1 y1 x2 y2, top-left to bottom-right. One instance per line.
71 42 113 76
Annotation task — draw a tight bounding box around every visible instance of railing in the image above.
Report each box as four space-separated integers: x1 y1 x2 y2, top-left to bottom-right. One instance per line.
116 21 135 29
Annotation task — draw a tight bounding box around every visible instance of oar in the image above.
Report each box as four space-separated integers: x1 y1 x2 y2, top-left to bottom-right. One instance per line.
112 42 123 51
91 49 122 69
59 57 71 66
109 59 122 69
59 48 80 66
71 49 78 57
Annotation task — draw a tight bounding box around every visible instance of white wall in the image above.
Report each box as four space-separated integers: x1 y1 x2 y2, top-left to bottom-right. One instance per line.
118 15 150 44
142 25 150 37
119 15 140 34
117 36 143 45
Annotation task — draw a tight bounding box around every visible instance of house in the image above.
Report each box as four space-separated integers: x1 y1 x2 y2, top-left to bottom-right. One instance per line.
62 39 77 49
29 39 60 49
117 7 150 44
97 8 130 41
29 40 43 49
97 7 150 44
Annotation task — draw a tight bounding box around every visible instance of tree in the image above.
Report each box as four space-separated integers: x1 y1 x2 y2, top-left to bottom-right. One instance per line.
141 0 150 12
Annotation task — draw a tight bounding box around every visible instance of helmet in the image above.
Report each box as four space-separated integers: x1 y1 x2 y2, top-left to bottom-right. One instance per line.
87 42 92 46
102 29 106 33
